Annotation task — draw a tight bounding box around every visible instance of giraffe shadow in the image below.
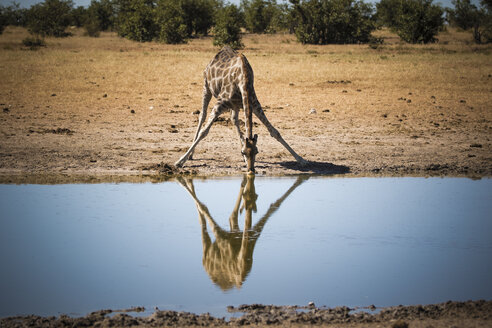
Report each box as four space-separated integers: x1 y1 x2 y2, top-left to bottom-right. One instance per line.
278 160 350 175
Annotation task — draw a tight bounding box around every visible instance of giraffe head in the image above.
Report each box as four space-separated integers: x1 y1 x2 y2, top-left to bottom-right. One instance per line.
242 134 258 174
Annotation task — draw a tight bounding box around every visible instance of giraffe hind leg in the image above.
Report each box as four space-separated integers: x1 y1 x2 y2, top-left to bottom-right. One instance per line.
253 105 308 165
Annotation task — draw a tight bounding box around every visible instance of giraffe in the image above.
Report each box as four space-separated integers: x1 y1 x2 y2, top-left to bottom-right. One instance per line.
177 175 308 290
174 46 308 173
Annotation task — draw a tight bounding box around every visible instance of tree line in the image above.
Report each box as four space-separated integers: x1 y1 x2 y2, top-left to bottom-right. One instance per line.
0 0 491 47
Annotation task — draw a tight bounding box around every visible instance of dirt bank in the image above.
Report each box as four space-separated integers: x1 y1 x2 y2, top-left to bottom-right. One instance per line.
1 300 491 327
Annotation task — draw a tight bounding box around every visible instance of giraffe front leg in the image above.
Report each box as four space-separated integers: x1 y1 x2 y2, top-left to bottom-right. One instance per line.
231 109 248 166
175 101 227 168
189 79 212 160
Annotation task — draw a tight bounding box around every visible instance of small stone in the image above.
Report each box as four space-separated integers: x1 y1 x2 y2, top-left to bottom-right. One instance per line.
192 110 200 115
406 99 412 103
103 94 108 98
131 109 135 114
308 302 315 307
322 109 330 113
460 99 466 103
309 108 317 114
149 106 154 110
289 82 294 86
51 93 56 97
3 107 9 113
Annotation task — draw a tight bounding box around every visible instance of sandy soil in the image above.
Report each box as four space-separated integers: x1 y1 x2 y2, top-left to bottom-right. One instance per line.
1 301 491 327
0 28 491 182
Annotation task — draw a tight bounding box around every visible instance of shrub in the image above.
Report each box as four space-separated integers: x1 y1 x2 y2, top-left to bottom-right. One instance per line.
447 0 492 44
0 6 7 35
84 16 101 37
181 0 217 36
26 0 74 37
267 3 291 32
213 4 244 49
394 0 444 43
1 3 28 27
377 0 444 44
87 0 115 31
241 0 289 33
375 0 401 27
113 0 157 42
242 0 270 33
155 0 188 43
71 5 88 27
22 36 47 49
290 0 376 44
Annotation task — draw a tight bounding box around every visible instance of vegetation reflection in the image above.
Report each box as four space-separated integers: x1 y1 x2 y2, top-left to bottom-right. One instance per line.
177 175 308 290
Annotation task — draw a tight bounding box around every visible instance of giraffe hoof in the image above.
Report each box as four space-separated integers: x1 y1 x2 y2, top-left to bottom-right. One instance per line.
298 159 309 166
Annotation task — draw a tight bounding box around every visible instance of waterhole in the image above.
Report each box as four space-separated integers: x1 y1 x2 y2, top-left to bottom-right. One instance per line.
0 176 491 318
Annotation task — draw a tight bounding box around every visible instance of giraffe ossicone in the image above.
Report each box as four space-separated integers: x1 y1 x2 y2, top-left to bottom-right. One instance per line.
174 46 307 173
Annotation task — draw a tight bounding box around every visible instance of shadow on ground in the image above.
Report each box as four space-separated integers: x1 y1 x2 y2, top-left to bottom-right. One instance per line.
279 161 350 175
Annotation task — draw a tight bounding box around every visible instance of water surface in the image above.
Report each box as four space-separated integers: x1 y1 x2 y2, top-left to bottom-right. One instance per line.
0 176 491 317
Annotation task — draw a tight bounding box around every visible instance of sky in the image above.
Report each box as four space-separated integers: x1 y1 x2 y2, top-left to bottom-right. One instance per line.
0 0 466 9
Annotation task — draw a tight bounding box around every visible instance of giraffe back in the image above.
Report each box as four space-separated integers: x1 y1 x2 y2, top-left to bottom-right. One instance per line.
204 46 254 102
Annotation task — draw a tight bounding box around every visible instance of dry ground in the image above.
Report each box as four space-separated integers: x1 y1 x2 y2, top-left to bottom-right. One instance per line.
2 301 491 327
0 27 491 181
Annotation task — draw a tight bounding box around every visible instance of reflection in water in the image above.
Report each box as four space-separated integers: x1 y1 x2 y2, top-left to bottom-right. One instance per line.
177 175 308 290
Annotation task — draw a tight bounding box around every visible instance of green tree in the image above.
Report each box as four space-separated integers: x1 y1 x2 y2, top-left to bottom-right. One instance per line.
267 3 291 32
72 6 88 27
481 0 492 42
447 0 478 30
242 0 270 33
290 0 375 44
26 0 74 37
113 0 157 41
375 0 401 27
0 6 7 34
447 0 492 43
181 0 217 36
394 0 444 43
87 0 115 31
155 0 188 43
2 2 28 27
213 4 244 49
242 0 287 33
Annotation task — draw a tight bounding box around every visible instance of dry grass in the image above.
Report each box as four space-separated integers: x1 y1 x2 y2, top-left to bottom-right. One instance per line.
0 26 491 177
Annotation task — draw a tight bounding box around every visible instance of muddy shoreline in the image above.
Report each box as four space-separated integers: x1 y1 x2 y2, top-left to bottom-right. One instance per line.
1 300 491 327
0 167 489 185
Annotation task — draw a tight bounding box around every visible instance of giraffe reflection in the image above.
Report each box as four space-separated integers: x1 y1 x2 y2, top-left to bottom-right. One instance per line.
177 175 308 291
